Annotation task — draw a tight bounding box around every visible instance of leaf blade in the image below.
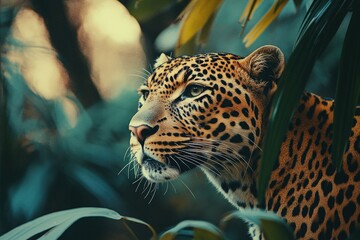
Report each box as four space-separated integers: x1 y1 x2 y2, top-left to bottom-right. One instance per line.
221 209 294 240
159 220 225 240
243 0 288 47
332 0 360 170
0 208 157 240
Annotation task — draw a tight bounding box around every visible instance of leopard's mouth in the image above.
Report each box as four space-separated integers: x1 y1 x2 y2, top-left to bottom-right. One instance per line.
141 155 179 182
140 153 199 182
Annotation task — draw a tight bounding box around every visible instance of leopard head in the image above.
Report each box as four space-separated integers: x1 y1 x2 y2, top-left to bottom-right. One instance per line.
129 46 284 183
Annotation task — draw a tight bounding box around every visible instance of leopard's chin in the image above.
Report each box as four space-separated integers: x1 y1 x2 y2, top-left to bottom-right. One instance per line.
141 157 180 182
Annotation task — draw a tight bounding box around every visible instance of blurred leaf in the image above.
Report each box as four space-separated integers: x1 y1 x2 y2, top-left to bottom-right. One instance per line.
198 13 216 47
160 220 225 240
67 164 123 208
175 33 197 57
239 0 263 35
128 0 175 22
9 162 54 220
243 0 288 47
0 207 157 240
177 0 222 47
333 0 360 170
292 0 303 10
258 0 351 203
155 23 181 52
240 0 263 22
221 210 294 240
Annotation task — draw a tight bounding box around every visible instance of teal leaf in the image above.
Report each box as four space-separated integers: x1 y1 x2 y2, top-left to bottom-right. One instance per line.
221 209 294 240
0 207 157 240
160 220 225 240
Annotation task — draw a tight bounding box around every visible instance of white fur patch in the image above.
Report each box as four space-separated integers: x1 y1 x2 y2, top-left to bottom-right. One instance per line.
142 165 179 182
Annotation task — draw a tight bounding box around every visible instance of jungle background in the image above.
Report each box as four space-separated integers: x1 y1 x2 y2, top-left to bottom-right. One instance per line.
0 0 352 239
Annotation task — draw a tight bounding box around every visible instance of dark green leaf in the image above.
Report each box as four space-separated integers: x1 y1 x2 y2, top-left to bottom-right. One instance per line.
258 0 351 203
333 0 360 170
348 226 360 240
128 0 175 22
221 210 294 240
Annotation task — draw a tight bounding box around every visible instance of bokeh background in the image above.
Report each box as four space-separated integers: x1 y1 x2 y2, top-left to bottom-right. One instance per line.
0 0 349 239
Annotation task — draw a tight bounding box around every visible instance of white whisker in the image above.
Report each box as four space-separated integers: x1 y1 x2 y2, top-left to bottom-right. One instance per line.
163 182 169 196
148 183 158 204
118 160 134 176
179 178 196 199
144 182 154 199
135 177 144 192
170 181 177 193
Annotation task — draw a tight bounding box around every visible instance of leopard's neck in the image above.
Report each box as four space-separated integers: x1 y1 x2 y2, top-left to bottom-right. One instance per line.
203 92 334 210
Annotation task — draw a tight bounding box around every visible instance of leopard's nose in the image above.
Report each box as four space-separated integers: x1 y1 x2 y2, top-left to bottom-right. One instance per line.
129 124 159 145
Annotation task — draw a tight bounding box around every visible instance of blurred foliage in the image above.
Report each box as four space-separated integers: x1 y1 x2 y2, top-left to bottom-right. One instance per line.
0 2 232 240
129 0 307 55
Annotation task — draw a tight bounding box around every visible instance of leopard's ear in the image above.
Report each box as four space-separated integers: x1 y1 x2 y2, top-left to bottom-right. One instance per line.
244 45 284 83
154 53 172 69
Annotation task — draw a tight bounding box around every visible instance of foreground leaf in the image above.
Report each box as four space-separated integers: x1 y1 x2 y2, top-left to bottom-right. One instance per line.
0 207 157 240
258 0 351 203
177 0 222 47
221 210 294 240
332 0 360 170
160 220 225 240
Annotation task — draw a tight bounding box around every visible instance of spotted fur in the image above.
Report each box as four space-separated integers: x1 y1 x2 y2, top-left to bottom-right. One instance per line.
129 46 360 239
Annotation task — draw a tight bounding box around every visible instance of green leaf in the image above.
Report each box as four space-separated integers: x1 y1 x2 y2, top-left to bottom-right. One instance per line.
177 0 222 47
258 0 352 203
128 0 175 22
332 0 360 170
160 220 225 240
221 210 294 240
0 207 157 240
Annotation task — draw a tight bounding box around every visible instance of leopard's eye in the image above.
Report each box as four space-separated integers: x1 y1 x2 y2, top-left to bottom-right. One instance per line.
141 90 150 100
182 84 206 99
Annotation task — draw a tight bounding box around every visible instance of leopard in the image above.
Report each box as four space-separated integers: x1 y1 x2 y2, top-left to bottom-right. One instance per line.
128 45 360 239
